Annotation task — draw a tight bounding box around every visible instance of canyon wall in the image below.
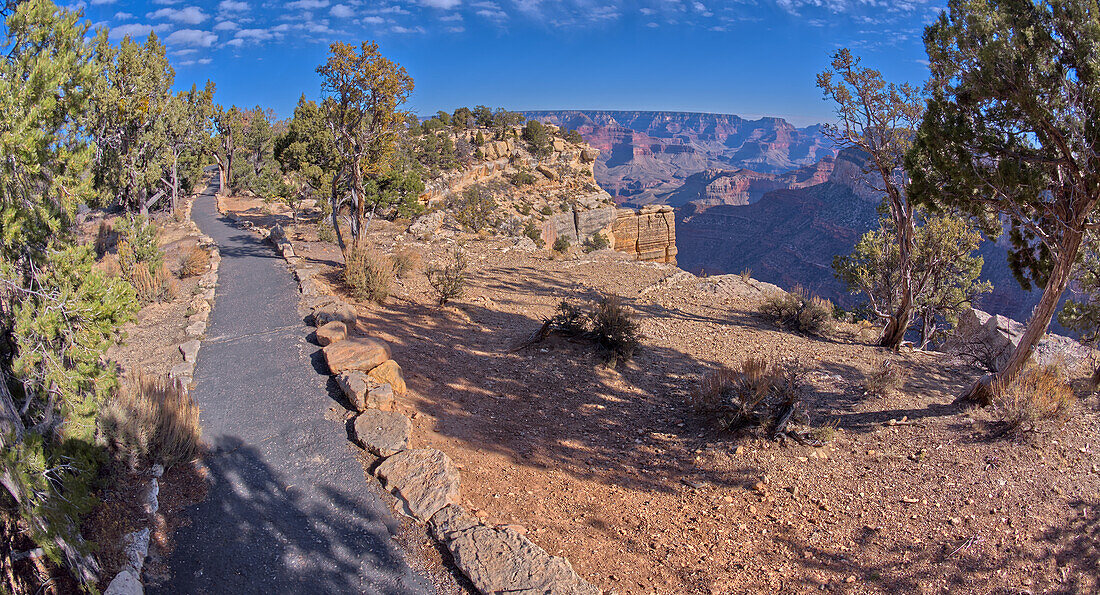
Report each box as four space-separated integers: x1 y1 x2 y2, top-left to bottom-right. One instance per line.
611 206 678 264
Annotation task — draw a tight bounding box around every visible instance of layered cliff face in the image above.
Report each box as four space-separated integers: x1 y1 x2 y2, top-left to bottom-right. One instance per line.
637 157 836 208
612 206 678 264
524 110 836 205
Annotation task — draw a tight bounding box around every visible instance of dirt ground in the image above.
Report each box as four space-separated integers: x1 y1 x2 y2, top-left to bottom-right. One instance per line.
227 197 1100 595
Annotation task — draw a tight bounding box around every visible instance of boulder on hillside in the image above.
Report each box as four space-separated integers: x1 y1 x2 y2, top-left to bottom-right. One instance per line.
323 337 391 375
409 211 445 239
375 448 460 521
367 359 406 395
948 308 1089 372
352 410 411 457
316 320 347 346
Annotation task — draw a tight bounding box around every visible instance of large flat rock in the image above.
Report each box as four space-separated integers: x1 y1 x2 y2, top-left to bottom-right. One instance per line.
323 336 391 375
429 505 600 595
375 448 459 521
353 410 411 457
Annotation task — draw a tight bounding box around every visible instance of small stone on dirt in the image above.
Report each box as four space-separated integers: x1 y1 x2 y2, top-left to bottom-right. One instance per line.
353 410 411 457
312 300 357 327
179 340 200 363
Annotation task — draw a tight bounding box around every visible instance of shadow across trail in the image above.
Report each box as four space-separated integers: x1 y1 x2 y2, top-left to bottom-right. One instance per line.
154 185 432 594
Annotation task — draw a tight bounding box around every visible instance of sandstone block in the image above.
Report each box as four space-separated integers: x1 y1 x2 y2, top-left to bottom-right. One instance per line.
323 337 391 374
581 148 599 162
367 359 406 395
376 448 460 521
316 320 347 346
353 410 411 457
337 372 396 411
179 340 200 363
313 301 357 327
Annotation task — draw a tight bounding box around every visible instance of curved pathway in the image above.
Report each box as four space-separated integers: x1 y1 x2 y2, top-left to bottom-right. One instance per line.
156 182 433 594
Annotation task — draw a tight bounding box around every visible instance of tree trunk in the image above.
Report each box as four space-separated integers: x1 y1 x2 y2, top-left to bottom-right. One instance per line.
878 184 916 351
329 179 346 254
958 227 1084 405
879 294 914 350
170 151 179 212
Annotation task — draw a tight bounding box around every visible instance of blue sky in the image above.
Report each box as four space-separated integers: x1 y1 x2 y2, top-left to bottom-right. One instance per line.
73 0 946 126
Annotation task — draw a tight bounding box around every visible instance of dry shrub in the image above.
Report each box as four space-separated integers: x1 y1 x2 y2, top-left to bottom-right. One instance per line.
590 295 640 361
426 247 468 305
990 364 1075 436
548 300 588 337
130 262 177 305
391 248 422 278
177 246 209 278
739 268 753 282
759 285 834 336
344 243 392 303
862 359 908 397
693 356 805 432
98 371 201 470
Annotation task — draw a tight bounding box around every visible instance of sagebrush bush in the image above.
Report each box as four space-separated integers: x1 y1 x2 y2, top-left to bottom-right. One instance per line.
178 246 209 278
318 220 337 244
584 233 610 252
991 365 1075 436
426 247 468 305
759 285 834 336
98 371 202 470
553 236 571 252
453 185 497 232
392 248 421 278
523 220 544 247
344 244 392 303
590 295 640 361
862 359 908 397
130 261 176 305
549 300 589 337
693 357 806 432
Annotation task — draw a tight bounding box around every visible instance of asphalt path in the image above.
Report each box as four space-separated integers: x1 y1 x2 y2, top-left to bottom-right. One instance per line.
155 181 433 594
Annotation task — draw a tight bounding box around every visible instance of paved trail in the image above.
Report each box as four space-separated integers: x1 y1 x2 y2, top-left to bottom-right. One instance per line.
156 183 433 594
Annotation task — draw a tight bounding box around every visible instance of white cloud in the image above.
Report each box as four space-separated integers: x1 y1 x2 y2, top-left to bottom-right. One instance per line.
218 0 249 11
362 16 385 23
330 3 353 17
90 0 116 5
110 23 156 39
419 0 461 7
165 28 217 46
446 25 464 32
214 20 239 30
148 6 209 24
226 38 245 46
114 11 133 19
391 25 426 33
439 12 462 21
286 0 328 8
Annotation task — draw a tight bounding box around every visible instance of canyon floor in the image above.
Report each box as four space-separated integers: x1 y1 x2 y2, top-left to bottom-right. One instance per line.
227 197 1100 595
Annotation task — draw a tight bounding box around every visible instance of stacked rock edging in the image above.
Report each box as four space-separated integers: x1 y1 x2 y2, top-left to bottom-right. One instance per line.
245 215 601 594
105 186 220 595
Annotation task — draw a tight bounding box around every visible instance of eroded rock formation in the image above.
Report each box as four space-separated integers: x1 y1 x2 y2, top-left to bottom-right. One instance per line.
611 206 678 264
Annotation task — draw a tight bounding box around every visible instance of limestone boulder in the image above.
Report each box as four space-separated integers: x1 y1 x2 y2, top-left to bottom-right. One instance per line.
316 320 347 346
409 211 445 239
323 337 391 374
337 371 396 411
581 147 600 163
179 340 200 363
353 410 411 457
375 448 460 521
367 359 407 395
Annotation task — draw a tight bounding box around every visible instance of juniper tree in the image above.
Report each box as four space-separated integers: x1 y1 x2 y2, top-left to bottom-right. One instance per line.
159 82 215 211
818 49 925 350
213 105 243 196
908 0 1100 403
1 1 136 584
317 40 414 252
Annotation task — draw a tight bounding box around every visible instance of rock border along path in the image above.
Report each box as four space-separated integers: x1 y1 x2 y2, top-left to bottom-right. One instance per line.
263 217 600 594
154 181 433 594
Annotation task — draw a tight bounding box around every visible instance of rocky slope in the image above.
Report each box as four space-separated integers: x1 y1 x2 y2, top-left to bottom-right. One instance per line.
524 110 835 205
638 157 836 208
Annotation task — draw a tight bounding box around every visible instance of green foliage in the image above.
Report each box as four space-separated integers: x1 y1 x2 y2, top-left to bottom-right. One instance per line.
523 120 553 157
834 212 991 348
540 205 553 216
553 236 571 252
343 244 392 304
510 169 536 186
474 130 486 146
584 233 610 253
115 214 162 272
564 129 584 144
523 220 544 247
232 106 283 197
426 247 468 305
1059 231 1100 343
451 185 497 232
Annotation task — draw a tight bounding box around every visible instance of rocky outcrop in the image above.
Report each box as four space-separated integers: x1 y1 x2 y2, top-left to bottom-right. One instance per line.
948 308 1089 371
611 206 678 264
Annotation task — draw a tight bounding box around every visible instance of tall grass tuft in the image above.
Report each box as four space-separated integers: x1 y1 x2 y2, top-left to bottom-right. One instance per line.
98 371 202 470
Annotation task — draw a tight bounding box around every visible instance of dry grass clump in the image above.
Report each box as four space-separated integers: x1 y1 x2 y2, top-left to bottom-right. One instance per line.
344 243 392 303
426 247 468 306
590 295 640 361
862 359 909 397
391 248 422 278
693 356 806 433
759 285 834 336
129 261 177 305
989 364 1075 436
177 246 210 278
95 220 115 257
98 371 202 470
739 268 753 283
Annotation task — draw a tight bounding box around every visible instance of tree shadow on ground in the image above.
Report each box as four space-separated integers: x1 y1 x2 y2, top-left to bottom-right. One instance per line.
154 435 423 595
